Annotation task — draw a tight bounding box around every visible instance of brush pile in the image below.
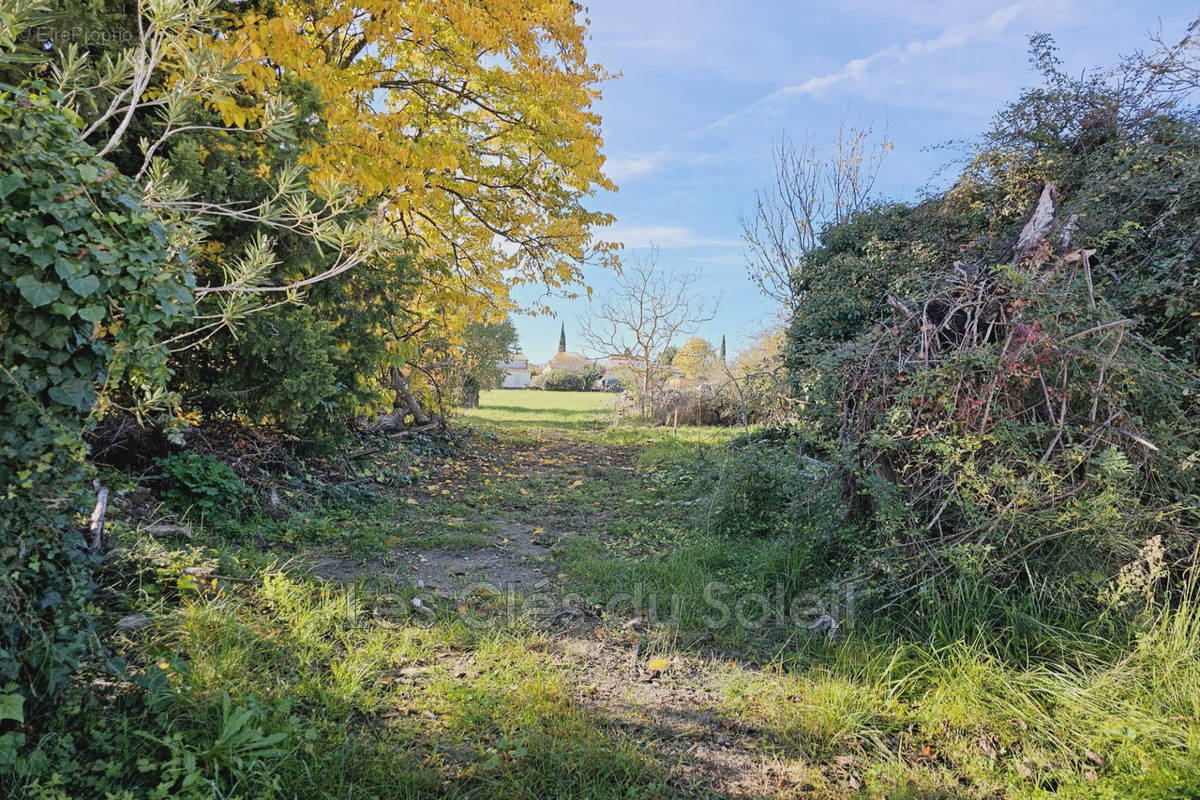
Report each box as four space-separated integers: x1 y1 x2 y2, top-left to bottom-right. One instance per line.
834 185 1198 595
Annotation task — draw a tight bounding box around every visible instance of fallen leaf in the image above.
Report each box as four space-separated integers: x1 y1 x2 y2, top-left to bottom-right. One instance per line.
978 735 998 758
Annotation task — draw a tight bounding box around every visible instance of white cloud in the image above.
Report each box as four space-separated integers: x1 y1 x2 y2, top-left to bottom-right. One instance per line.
602 224 740 249
606 33 696 55
604 147 756 183
676 0 1072 137
832 0 1035 27
605 155 662 180
773 0 1063 101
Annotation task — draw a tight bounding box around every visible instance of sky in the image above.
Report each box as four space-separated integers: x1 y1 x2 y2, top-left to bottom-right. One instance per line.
511 0 1198 364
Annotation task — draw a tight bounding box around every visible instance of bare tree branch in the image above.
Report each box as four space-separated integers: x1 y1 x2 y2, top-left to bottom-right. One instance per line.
580 247 718 417
741 120 890 313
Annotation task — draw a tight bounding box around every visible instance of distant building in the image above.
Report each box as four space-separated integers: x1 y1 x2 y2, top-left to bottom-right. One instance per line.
666 376 707 390
606 353 639 370
498 353 532 388
599 353 639 392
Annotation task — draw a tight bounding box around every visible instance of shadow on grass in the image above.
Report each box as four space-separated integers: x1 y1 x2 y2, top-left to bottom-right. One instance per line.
63 574 760 800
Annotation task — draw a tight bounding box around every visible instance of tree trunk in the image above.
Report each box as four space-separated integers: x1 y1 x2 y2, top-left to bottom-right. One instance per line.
389 367 430 424
641 357 651 418
1009 183 1057 264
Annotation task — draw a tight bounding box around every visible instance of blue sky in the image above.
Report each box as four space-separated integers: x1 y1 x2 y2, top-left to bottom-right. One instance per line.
512 0 1197 364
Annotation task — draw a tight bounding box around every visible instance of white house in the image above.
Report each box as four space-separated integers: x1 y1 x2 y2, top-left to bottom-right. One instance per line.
498 353 532 388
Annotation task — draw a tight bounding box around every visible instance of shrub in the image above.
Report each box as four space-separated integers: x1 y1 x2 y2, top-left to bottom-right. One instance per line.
649 382 782 427
778 38 1200 607
811 212 1198 602
156 453 252 520
538 364 603 391
171 304 381 449
651 385 735 426
709 445 802 537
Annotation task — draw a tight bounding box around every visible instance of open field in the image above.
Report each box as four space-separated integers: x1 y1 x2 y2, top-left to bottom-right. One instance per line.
457 389 618 433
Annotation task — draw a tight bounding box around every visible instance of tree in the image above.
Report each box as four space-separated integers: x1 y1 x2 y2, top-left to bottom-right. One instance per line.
581 249 717 417
203 0 620 428
720 334 727 363
220 0 618 326
673 337 717 380
19 0 617 434
741 121 890 313
454 318 519 407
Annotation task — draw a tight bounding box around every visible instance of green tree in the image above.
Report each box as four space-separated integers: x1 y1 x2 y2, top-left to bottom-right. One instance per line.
455 319 520 407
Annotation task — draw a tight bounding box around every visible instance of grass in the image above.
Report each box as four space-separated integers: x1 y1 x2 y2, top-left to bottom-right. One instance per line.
12 390 1200 799
456 389 618 435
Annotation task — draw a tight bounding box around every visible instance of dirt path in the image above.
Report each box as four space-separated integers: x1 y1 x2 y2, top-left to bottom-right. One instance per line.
307 425 816 798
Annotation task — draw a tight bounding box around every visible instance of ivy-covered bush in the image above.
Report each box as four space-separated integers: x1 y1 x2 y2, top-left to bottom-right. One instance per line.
0 84 189 730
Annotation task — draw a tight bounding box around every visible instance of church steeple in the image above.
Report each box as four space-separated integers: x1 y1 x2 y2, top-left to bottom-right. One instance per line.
558 322 567 354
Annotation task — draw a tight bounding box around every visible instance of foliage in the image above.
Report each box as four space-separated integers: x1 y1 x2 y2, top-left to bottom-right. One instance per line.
727 327 789 426
708 445 803 537
953 32 1200 360
156 453 251 521
785 200 971 351
833 261 1196 597
0 84 187 722
452 319 520 407
778 33 1200 604
538 365 603 392
672 337 717 380
218 0 618 342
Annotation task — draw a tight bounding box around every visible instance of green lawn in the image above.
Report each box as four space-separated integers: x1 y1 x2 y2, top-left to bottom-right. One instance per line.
457 389 617 432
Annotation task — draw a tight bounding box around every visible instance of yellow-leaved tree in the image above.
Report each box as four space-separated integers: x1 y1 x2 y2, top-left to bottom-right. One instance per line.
216 0 618 415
